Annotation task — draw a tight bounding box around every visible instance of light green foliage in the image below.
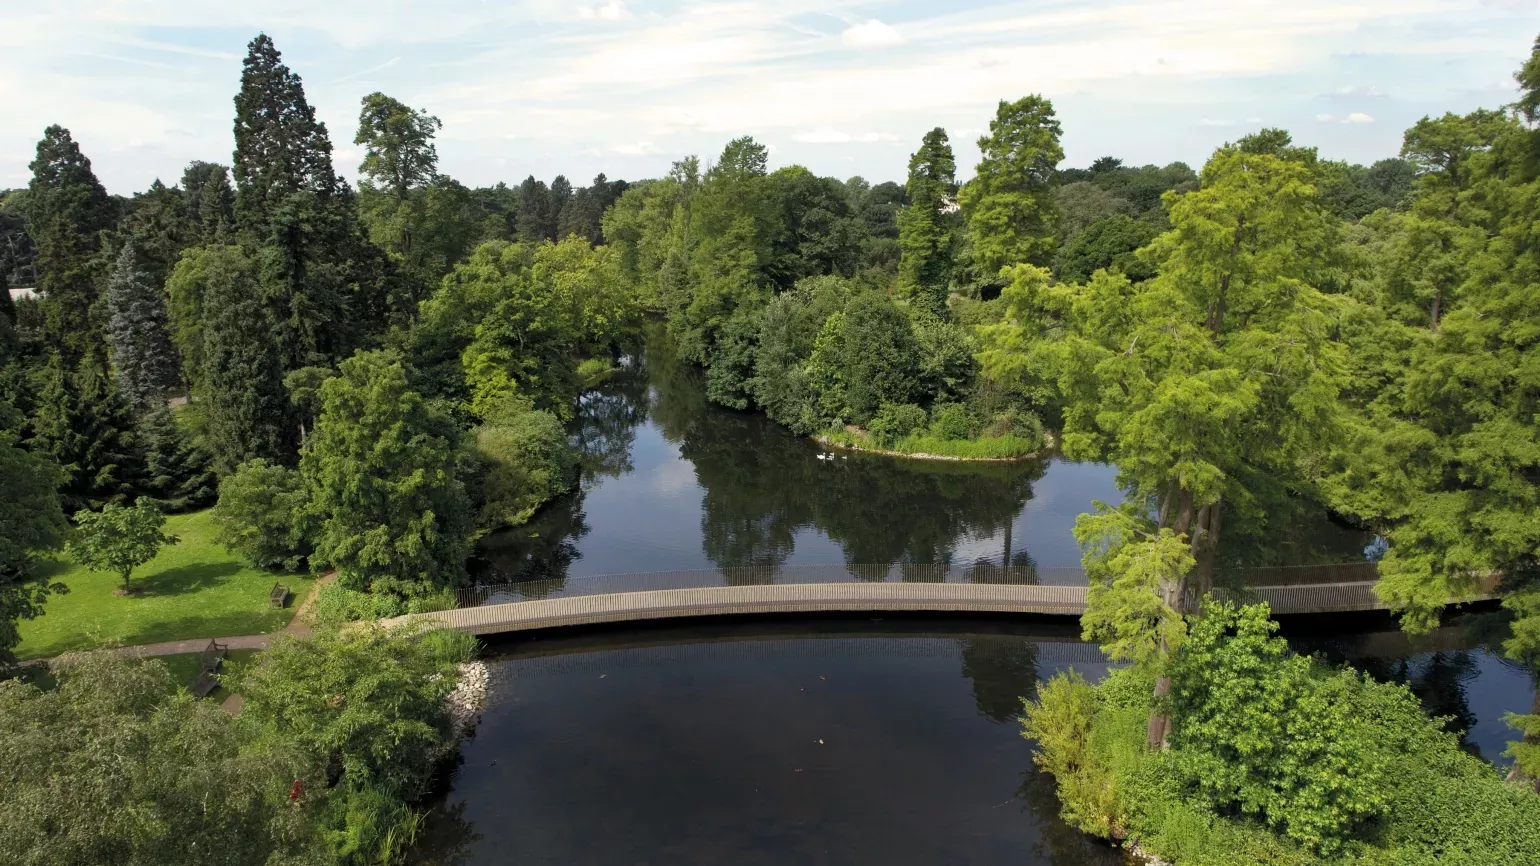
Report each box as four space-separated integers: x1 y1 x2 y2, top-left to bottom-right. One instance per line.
0 419 67 663
1074 506 1192 666
303 350 473 599
0 652 322 866
1021 670 1126 837
1026 617 1540 866
1168 603 1391 854
984 138 1345 605
472 394 572 529
214 458 311 570
16 509 314 658
67 500 178 591
958 96 1064 275
897 127 959 316
235 626 474 865
1321 86 1540 644
434 237 634 418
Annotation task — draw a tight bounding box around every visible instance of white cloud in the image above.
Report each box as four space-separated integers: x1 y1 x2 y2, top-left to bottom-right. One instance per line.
577 1 630 21
611 141 658 155
842 19 904 48
1334 84 1386 97
792 128 898 143
1317 112 1375 124
1199 118 1235 127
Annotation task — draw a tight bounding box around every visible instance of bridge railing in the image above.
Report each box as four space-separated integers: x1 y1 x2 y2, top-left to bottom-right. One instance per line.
455 561 1383 609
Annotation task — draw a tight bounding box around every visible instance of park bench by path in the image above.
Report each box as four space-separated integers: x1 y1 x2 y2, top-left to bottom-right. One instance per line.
187 638 228 698
270 582 292 609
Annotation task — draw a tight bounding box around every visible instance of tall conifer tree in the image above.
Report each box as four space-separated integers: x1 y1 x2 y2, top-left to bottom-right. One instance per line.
28 355 145 512
198 245 295 471
105 244 179 408
27 126 114 362
897 128 958 317
231 33 370 370
181 161 236 244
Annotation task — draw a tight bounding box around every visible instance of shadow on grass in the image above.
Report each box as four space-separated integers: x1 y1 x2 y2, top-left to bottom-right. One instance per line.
134 561 246 597
17 610 294 660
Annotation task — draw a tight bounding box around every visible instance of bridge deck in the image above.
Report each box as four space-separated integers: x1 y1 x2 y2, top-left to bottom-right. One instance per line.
390 578 1487 637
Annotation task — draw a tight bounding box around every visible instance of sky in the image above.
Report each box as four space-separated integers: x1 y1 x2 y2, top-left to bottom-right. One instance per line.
2 0 1538 195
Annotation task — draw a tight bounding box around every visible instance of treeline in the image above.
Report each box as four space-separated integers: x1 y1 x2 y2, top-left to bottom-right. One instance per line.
0 33 644 646
600 101 1413 459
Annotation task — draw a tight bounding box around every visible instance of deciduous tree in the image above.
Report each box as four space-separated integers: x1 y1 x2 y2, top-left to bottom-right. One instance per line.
66 499 178 592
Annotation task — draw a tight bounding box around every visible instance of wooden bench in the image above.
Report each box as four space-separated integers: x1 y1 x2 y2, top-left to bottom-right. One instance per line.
269 582 291 609
200 638 228 673
188 671 220 698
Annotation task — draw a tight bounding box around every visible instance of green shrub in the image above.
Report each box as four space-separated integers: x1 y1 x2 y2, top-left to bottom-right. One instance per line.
867 402 928 446
314 583 406 624
892 434 1039 459
928 402 979 441
981 408 1045 449
1025 603 1540 866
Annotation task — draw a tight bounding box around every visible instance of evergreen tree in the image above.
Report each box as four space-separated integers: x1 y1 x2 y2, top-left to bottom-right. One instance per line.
138 401 216 512
27 126 115 362
105 243 179 408
549 175 573 238
181 161 235 243
958 96 1064 276
515 176 553 244
122 179 193 291
897 127 959 317
231 33 369 370
302 350 472 598
28 355 145 512
198 245 295 471
0 399 67 666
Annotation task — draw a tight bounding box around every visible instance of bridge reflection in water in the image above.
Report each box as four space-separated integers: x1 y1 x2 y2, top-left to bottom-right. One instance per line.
387 562 1499 637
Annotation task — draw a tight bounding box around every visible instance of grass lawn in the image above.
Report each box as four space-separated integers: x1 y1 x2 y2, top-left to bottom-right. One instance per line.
15 509 314 660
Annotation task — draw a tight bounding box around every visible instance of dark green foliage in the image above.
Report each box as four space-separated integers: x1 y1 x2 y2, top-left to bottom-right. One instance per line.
233 34 380 369
703 305 762 410
0 653 324 866
198 244 295 471
27 126 115 362
766 166 867 286
234 626 474 865
897 127 959 316
121 179 194 291
1319 158 1416 220
749 276 850 433
867 402 927 446
180 161 236 243
28 355 145 512
105 244 179 408
213 458 311 571
302 350 472 598
137 402 216 512
1053 213 1159 283
0 189 38 288
0 411 67 665
515 175 555 243
832 291 920 422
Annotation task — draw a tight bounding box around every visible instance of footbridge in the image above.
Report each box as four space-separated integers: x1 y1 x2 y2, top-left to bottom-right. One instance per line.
388 563 1500 637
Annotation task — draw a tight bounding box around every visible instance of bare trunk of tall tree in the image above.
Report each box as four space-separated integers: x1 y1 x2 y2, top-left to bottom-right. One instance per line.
1146 487 1198 750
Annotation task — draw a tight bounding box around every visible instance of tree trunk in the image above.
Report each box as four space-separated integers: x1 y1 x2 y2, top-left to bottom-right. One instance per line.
1190 498 1222 599
1430 288 1442 332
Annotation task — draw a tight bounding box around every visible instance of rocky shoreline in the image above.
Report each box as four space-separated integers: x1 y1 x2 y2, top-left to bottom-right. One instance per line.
445 660 489 739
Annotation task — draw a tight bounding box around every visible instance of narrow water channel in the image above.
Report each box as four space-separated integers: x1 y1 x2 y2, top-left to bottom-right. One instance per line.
413 330 1535 865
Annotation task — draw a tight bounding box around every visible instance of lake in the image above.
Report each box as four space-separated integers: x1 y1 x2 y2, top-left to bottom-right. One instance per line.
413 330 1535 865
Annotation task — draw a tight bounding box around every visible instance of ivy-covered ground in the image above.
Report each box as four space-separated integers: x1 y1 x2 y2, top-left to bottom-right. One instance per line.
15 509 313 659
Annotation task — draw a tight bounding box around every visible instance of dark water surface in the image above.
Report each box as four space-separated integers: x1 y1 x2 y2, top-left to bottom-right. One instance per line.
416 332 1535 865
